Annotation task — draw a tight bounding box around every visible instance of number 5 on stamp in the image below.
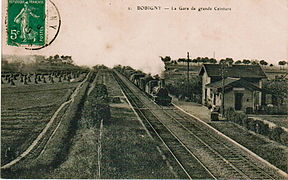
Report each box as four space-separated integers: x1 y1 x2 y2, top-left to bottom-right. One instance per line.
7 0 46 47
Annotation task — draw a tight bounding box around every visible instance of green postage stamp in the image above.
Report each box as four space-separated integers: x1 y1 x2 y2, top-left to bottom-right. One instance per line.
7 0 46 47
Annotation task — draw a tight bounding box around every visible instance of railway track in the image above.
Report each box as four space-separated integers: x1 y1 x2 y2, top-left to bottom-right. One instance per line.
113 70 285 179
162 108 277 179
113 71 214 179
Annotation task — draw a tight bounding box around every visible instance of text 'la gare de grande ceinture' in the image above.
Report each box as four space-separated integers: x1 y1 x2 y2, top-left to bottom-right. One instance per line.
134 6 232 12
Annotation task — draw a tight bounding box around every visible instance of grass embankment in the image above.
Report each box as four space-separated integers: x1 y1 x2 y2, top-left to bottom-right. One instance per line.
209 122 288 172
1 74 91 178
43 83 109 178
44 70 173 178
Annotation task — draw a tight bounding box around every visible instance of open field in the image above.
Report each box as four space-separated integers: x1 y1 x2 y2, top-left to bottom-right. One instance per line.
262 68 288 80
164 64 200 84
1 81 81 166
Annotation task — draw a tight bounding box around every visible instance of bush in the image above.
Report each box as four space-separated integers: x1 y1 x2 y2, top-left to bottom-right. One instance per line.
224 108 248 127
166 77 202 103
264 106 288 115
245 107 253 114
257 121 270 136
224 108 236 121
248 119 257 132
234 112 247 125
166 83 179 97
241 115 249 129
93 84 108 98
224 107 287 146
110 97 121 103
280 132 288 146
270 127 285 143
80 84 111 128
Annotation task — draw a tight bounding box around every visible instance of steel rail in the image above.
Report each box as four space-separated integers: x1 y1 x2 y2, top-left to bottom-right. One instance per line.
113 73 193 179
160 108 273 179
170 109 276 179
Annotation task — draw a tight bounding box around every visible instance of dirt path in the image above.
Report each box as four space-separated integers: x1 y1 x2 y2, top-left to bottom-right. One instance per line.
87 72 99 95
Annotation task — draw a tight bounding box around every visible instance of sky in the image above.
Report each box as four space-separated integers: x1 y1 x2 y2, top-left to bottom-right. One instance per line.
2 0 288 74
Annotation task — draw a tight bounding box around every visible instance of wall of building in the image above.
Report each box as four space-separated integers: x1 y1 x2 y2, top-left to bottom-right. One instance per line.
223 89 254 111
215 93 222 106
202 71 211 104
242 78 263 105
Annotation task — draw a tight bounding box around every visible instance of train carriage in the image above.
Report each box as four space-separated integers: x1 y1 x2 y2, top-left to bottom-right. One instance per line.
130 73 145 86
119 66 172 106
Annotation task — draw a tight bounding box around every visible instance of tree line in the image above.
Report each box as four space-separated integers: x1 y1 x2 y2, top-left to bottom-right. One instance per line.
2 55 76 73
44 54 74 65
160 56 288 68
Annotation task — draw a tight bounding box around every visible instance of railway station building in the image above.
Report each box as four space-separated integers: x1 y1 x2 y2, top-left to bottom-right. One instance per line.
198 64 267 113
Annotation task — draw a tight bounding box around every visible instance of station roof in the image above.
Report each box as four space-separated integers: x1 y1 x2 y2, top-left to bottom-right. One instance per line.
206 77 264 92
199 64 267 79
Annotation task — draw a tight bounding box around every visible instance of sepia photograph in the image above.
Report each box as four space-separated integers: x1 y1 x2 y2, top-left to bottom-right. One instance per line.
1 0 288 179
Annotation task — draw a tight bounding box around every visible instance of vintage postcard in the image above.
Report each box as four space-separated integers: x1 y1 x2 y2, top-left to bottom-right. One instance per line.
1 0 288 179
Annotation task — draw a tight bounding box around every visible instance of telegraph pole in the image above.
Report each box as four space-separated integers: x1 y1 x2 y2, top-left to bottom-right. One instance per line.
187 52 190 100
187 52 190 83
221 62 225 117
